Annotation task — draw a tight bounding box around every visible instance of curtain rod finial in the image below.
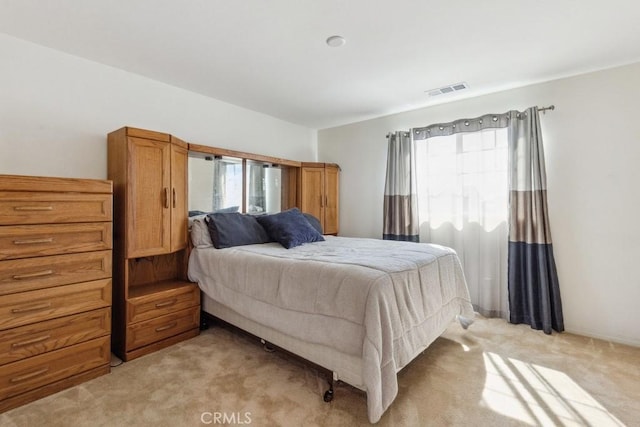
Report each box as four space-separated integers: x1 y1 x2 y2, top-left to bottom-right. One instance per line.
539 105 555 114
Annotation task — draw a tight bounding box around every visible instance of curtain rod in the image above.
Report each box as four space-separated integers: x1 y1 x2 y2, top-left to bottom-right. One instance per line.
387 105 556 138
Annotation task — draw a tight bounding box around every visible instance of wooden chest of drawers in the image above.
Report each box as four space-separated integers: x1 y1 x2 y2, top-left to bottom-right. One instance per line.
0 175 113 412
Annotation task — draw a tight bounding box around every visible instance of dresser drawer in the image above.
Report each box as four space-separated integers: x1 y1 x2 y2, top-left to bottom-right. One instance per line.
126 306 199 351
0 308 110 365
0 279 111 331
0 250 111 296
127 284 199 324
0 192 112 225
0 336 110 400
0 222 112 261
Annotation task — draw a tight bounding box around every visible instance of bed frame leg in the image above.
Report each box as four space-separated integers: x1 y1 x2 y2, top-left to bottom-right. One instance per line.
323 371 337 402
260 339 276 353
323 381 334 402
200 311 211 330
254 333 337 403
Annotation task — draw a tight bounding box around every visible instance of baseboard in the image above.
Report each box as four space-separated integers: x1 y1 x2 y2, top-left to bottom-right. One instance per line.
564 327 640 348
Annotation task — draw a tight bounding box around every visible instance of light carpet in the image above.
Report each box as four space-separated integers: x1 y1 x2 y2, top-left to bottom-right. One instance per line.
1 316 638 426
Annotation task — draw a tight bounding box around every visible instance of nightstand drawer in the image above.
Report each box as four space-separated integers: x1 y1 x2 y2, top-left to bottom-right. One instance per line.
127 283 199 323
0 279 111 330
0 308 110 365
0 250 112 296
0 192 112 225
126 306 199 351
0 336 109 400
0 223 112 261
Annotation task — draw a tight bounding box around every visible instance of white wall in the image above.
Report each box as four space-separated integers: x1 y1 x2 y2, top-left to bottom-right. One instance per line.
318 62 640 347
0 34 316 180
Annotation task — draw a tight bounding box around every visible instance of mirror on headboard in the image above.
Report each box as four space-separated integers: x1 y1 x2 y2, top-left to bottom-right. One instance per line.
246 160 282 214
189 155 242 214
188 147 299 217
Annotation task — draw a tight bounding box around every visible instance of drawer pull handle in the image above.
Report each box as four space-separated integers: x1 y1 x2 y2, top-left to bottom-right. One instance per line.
11 334 51 348
155 299 177 309
13 238 54 245
11 302 52 314
10 367 50 383
164 188 169 209
12 270 54 280
155 322 177 332
14 206 54 211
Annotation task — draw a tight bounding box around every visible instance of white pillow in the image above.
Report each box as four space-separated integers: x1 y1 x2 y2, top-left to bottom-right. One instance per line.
189 215 213 248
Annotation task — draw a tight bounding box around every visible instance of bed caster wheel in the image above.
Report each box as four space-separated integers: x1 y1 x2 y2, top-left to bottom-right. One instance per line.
323 389 334 402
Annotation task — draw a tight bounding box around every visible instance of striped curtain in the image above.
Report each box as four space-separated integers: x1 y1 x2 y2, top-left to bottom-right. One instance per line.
383 131 419 242
507 107 564 334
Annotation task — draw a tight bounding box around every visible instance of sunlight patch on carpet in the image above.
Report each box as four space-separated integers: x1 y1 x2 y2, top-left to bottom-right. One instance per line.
480 352 625 426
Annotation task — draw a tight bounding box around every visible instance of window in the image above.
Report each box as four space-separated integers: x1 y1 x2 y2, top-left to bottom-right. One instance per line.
416 128 508 231
415 128 509 318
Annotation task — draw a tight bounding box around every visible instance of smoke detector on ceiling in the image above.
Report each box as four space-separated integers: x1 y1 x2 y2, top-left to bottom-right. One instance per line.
426 82 469 97
326 35 346 47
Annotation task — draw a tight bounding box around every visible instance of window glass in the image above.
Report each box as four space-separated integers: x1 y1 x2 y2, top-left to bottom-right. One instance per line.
416 128 508 231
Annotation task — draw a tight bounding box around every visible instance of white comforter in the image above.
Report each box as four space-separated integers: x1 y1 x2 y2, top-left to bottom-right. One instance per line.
188 236 474 423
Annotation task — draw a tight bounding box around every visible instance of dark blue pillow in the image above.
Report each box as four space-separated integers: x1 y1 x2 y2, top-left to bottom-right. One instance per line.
302 213 323 234
257 208 325 249
206 212 270 249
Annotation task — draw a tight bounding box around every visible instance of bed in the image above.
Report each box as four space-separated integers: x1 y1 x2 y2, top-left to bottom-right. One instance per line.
187 210 474 423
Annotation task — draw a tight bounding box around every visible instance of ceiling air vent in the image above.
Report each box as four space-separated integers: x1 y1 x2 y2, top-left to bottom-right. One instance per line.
426 82 469 97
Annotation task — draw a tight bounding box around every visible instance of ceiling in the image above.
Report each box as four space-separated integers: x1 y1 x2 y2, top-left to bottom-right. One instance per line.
2 1 640 129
